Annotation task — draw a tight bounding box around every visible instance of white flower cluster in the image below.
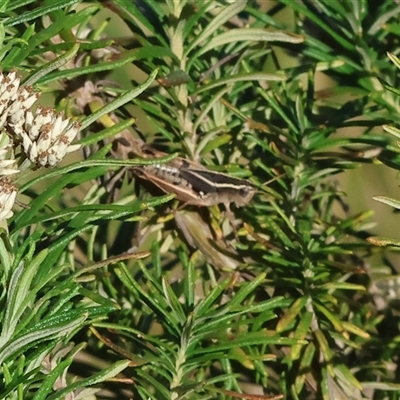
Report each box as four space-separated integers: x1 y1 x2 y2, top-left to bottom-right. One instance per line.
0 71 81 222
0 71 40 132
14 106 81 167
0 176 17 221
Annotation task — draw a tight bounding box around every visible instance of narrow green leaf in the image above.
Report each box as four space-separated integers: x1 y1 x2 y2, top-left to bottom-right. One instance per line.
290 312 313 360
17 152 178 194
194 277 231 319
0 37 28 62
0 250 48 346
0 315 86 364
3 0 81 26
5 5 99 66
23 43 80 86
295 342 316 393
314 329 335 365
314 302 346 335
185 2 247 55
373 195 400 210
279 0 354 51
114 264 180 334
373 8 400 34
197 134 232 156
341 321 370 340
333 364 363 391
192 335 304 355
362 381 400 390
184 258 195 309
32 359 73 400
161 276 186 324
228 273 266 308
0 233 12 282
193 72 285 95
112 0 168 47
320 282 366 291
76 118 135 146
1 23 35 67
45 360 131 400
193 29 303 58
135 368 172 399
383 123 400 139
277 297 308 333
81 69 158 129
36 49 153 86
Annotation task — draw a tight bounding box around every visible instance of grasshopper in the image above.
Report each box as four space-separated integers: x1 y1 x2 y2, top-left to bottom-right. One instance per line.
132 146 256 213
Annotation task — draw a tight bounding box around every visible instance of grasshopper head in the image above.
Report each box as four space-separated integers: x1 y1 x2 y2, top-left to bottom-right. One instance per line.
233 184 257 207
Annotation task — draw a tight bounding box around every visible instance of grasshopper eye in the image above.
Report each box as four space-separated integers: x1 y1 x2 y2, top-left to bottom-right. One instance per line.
239 187 250 197
233 185 256 207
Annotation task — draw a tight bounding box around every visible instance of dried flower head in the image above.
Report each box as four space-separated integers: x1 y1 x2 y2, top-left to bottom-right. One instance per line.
0 176 17 221
11 106 81 167
0 71 40 132
0 132 19 176
0 71 84 221
0 71 82 168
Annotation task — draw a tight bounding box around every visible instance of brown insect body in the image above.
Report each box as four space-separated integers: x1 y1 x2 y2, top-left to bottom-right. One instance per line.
133 158 255 208
133 164 204 205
